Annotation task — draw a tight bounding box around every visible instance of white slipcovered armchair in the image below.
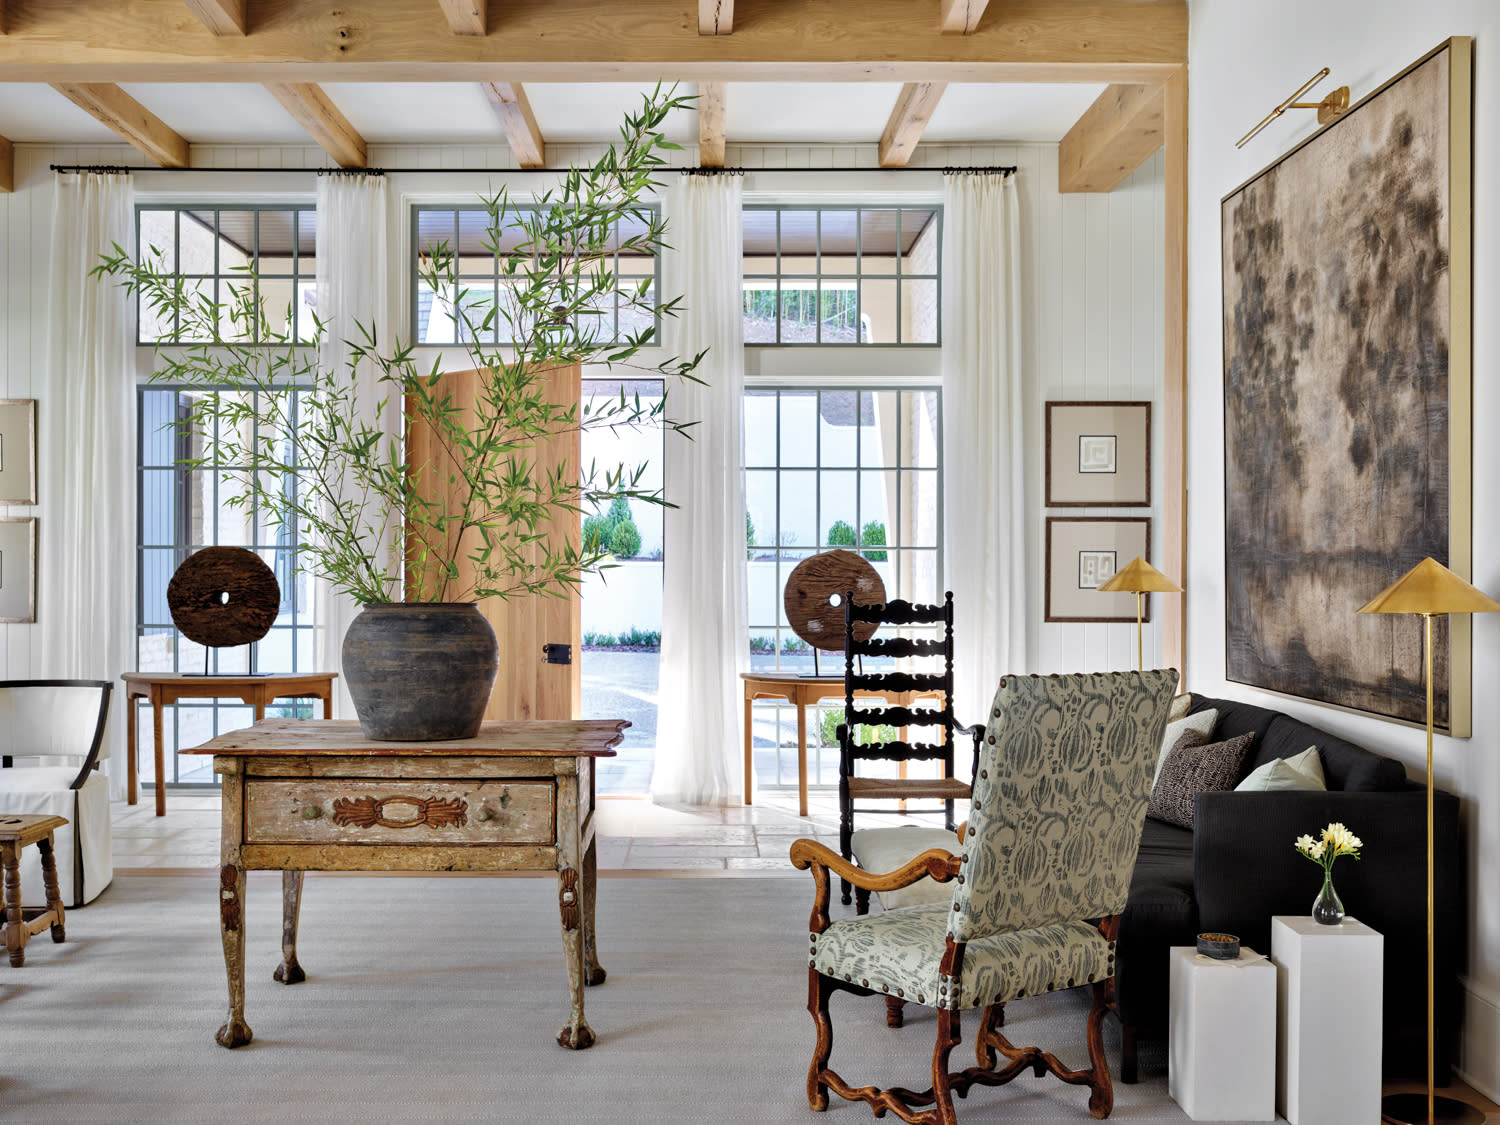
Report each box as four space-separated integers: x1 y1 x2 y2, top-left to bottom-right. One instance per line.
0 680 114 906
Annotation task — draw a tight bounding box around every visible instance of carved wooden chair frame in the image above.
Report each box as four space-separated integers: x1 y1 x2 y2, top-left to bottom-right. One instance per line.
790 836 1123 1124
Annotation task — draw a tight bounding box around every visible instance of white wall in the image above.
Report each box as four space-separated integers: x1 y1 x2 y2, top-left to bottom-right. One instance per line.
1186 0 1500 1097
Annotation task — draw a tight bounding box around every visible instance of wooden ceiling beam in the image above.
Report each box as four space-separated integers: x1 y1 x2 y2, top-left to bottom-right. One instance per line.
437 0 487 36
182 0 247 36
1058 82 1164 193
938 0 989 35
0 0 1187 84
50 83 190 167
697 81 725 167
0 135 12 192
878 81 947 167
482 82 545 169
699 0 733 35
265 82 367 167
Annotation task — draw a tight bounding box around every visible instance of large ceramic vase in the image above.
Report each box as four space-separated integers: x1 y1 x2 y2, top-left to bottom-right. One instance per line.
342 603 498 741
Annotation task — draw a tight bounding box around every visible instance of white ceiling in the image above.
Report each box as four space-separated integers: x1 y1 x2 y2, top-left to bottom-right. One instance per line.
0 81 1105 150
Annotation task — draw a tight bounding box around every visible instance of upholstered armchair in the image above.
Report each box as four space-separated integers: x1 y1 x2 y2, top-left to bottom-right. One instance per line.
0 680 114 907
790 670 1176 1122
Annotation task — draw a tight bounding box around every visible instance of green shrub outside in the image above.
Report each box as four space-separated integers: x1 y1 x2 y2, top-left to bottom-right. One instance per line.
826 519 856 548
583 513 609 553
817 708 898 747
861 520 888 562
610 519 641 559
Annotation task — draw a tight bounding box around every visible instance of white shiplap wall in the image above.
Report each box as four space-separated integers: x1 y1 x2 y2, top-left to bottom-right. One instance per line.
0 139 1165 681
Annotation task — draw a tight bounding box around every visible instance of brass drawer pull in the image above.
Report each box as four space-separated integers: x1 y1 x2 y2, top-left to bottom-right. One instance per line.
301 805 323 820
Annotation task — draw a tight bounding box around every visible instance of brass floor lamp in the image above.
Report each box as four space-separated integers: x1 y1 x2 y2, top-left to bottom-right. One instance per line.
1358 557 1498 1125
1096 556 1182 671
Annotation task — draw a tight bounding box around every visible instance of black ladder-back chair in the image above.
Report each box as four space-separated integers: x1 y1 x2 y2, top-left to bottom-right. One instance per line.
837 591 983 909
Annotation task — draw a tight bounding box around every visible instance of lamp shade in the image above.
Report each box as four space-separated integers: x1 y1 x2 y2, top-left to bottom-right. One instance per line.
1096 556 1182 595
1357 557 1500 616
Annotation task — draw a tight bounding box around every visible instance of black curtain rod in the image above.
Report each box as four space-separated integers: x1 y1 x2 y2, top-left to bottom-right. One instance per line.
50 162 1017 176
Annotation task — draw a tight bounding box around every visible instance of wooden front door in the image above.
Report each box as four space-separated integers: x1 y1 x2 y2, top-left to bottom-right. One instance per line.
406 364 582 721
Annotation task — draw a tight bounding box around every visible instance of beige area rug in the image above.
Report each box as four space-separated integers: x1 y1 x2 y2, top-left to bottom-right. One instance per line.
0 875 1274 1123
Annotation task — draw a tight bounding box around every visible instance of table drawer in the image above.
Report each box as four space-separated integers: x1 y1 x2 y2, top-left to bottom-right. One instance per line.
244 779 555 846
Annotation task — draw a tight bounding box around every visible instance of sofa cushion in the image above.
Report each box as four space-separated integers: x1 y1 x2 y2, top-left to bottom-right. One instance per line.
1250 716 1406 792
1116 817 1197 1033
1152 709 1220 787
850 826 958 910
1237 746 1326 792
1148 729 1256 829
1187 694 1278 744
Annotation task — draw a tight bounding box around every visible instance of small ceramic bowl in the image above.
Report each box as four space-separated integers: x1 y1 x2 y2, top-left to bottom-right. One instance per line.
1197 932 1241 960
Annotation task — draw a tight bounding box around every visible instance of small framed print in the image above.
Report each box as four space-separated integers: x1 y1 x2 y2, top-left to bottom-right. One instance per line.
0 399 37 504
1045 401 1150 506
0 517 36 623
1045 517 1151 622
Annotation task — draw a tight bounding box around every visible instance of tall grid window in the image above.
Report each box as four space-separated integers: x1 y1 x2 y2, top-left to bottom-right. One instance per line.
136 206 317 344
134 203 319 786
744 387 942 789
411 205 660 346
136 387 318 785
742 206 941 345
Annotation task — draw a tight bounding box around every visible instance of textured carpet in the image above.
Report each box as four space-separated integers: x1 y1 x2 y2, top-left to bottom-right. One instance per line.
0 875 1277 1123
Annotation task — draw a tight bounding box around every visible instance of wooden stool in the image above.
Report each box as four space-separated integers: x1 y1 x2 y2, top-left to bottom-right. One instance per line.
0 814 68 967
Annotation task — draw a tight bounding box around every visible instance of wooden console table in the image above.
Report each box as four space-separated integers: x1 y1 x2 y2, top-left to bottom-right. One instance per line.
184 717 622 1050
121 672 337 816
740 673 944 817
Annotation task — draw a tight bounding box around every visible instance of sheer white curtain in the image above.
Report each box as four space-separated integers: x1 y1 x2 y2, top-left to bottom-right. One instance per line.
39 171 136 798
941 171 1028 723
652 173 748 805
313 172 399 718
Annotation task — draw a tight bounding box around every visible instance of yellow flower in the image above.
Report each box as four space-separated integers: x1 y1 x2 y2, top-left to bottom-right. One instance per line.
1295 834 1317 854
1308 840 1327 859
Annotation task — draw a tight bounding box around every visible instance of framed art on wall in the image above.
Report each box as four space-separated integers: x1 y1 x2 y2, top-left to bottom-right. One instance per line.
1045 517 1151 622
1045 401 1151 507
0 399 36 505
0 517 36 623
1222 38 1472 733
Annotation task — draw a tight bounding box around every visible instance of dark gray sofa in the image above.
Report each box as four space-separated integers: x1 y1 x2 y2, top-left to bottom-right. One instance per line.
1115 693 1464 1085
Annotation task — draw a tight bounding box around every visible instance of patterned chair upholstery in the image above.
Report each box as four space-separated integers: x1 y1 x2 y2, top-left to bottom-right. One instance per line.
0 681 114 907
791 670 1177 1123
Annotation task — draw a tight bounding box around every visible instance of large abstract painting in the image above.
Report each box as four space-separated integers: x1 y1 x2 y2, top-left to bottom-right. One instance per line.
1222 39 1472 733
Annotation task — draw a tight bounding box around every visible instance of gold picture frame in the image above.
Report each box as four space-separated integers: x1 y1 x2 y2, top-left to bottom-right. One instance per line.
0 399 37 505
0 517 36 623
1221 38 1473 734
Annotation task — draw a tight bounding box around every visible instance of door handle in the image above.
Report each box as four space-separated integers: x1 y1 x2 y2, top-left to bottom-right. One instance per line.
542 643 572 665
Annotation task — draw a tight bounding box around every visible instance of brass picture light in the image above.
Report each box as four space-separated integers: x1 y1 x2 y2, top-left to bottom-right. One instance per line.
1235 68 1351 148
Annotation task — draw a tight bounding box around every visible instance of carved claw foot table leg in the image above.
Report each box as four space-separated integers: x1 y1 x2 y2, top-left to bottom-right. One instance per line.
216 863 253 1047
556 865 595 1048
273 870 305 984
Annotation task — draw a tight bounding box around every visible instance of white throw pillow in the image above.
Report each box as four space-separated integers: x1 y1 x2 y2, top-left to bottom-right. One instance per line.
1235 746 1327 792
1152 709 1219 788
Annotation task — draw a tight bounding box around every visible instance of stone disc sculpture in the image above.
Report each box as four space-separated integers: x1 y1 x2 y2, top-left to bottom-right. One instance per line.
782 549 887 653
167 546 281 648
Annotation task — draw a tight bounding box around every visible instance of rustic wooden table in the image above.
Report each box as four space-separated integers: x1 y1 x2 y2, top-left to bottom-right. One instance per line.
739 673 944 816
184 717 623 1050
121 672 338 816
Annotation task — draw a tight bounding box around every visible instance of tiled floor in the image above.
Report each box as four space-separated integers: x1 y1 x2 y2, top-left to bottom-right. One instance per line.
111 788 955 874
